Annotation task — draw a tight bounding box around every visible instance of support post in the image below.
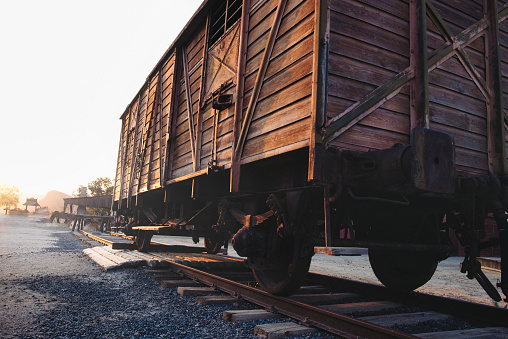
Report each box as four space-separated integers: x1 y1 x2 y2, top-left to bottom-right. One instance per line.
324 186 332 247
165 51 182 185
309 0 330 182
234 0 287 157
485 0 507 177
230 0 251 192
410 0 429 133
182 47 198 171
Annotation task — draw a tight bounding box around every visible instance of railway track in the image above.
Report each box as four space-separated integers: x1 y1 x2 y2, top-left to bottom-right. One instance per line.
81 231 508 338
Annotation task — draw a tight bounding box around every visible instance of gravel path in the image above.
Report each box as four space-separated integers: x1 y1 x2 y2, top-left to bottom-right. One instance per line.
0 215 334 338
2 215 505 338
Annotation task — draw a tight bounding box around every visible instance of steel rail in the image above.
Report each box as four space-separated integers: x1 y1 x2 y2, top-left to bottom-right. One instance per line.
307 272 508 327
151 255 418 339
90 232 507 333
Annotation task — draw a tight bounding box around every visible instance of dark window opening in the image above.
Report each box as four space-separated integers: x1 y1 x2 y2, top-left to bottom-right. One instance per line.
209 0 242 47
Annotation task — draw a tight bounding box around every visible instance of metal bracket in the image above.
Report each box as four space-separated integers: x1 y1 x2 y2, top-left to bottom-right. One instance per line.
207 160 224 174
212 93 233 110
461 254 502 302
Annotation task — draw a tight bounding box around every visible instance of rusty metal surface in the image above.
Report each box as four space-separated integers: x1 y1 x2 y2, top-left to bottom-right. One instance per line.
411 128 455 194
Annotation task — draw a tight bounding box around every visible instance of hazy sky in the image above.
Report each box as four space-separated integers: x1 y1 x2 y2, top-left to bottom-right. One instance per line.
0 0 203 196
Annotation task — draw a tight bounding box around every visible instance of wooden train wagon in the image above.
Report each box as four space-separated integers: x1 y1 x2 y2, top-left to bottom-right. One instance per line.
113 0 508 300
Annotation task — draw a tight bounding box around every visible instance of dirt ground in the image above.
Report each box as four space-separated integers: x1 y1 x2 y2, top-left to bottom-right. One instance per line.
309 254 507 307
2 216 301 339
1 215 506 338
0 215 103 337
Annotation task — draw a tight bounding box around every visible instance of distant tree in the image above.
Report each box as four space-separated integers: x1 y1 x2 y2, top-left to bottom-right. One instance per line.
0 185 20 211
87 177 113 216
69 178 112 216
88 177 113 197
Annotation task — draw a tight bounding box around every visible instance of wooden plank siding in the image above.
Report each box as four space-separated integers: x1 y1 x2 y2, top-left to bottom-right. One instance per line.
238 0 314 163
499 0 508 171
113 0 508 205
113 111 128 202
130 86 148 196
325 0 508 177
171 24 207 179
326 0 411 151
427 0 488 175
159 52 176 187
115 49 176 201
138 73 160 193
113 0 317 202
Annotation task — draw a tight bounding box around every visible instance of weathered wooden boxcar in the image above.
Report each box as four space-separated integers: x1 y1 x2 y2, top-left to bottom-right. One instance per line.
113 0 508 300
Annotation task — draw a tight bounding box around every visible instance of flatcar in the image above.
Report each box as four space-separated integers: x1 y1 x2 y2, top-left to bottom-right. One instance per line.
112 0 508 301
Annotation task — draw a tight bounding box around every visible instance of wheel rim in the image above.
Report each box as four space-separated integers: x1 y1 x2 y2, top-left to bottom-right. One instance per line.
368 248 438 292
204 235 223 254
252 236 312 296
366 213 443 292
135 231 153 252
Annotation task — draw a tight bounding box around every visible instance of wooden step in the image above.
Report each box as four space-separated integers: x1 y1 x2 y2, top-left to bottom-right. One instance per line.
477 257 501 273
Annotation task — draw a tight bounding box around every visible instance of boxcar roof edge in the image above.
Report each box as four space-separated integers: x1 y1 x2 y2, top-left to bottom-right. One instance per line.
119 0 210 120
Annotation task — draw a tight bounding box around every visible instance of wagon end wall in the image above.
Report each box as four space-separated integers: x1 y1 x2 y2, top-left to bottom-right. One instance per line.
324 0 508 178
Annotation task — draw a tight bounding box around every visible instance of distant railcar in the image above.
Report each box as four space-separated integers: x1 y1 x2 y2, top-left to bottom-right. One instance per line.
113 0 508 301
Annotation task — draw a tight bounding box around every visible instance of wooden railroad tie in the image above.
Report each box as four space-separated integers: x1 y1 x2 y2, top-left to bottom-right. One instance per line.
319 301 403 315
222 309 282 323
196 295 239 306
176 287 222 296
415 327 508 339
161 280 202 288
150 273 184 281
289 293 362 305
143 268 172 274
359 311 453 328
294 286 330 295
254 322 317 339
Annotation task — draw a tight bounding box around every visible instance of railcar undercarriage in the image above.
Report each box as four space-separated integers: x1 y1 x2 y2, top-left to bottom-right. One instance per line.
115 128 507 302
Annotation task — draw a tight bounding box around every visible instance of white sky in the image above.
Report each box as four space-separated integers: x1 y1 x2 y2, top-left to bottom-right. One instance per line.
0 0 203 196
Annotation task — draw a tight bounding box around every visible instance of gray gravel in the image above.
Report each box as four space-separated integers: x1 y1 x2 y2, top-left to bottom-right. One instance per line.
0 215 335 338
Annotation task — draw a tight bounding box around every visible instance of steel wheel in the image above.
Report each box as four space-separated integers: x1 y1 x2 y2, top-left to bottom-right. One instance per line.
368 248 438 292
204 233 224 254
134 231 153 252
252 236 312 296
365 211 444 292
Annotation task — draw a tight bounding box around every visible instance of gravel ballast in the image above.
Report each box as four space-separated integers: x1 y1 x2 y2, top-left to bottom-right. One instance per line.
0 215 335 338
